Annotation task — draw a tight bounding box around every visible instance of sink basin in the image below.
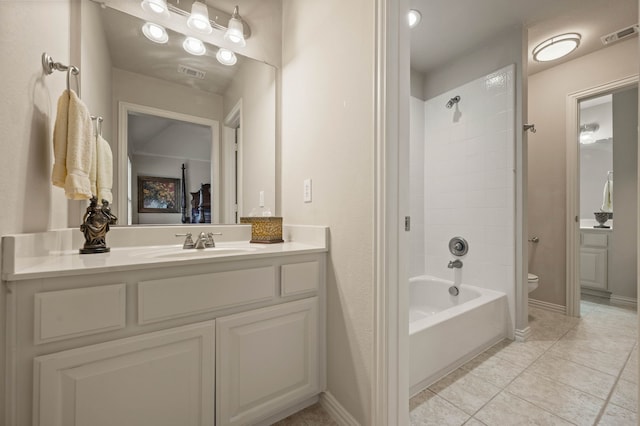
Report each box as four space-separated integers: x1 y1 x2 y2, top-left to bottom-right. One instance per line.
135 245 258 259
151 247 257 259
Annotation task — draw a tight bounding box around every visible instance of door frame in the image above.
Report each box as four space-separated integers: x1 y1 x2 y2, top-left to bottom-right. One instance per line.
372 0 409 424
565 74 638 317
117 102 220 224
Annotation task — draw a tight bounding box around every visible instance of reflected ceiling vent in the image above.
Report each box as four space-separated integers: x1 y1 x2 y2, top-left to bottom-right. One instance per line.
177 64 206 79
601 24 639 45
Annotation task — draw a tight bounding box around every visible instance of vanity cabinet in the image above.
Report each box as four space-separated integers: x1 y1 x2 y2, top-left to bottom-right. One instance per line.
579 229 611 291
4 251 326 426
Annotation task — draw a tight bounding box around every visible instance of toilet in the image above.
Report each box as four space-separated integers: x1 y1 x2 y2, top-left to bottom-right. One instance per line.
528 273 539 293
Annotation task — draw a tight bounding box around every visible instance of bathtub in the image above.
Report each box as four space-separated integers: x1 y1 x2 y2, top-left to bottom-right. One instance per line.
409 275 508 396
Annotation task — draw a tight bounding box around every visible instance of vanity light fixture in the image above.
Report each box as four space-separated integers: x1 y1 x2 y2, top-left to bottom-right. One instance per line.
216 48 237 66
532 33 581 62
140 0 169 18
408 9 422 28
183 37 206 56
224 6 246 47
142 22 169 44
187 1 213 34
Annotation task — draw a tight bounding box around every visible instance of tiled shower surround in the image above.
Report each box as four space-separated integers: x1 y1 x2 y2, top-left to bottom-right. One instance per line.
410 65 516 328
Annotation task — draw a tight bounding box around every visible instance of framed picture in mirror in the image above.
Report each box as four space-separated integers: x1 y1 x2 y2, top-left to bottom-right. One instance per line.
138 176 180 213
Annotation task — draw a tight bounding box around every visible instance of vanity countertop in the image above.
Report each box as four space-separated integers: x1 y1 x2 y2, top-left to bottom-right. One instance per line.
2 225 328 281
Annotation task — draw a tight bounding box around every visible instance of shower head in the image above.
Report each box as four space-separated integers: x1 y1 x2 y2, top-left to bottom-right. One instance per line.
446 95 461 109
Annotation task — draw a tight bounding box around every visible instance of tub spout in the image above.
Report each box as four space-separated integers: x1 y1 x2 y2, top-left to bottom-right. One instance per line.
448 259 463 269
448 286 459 296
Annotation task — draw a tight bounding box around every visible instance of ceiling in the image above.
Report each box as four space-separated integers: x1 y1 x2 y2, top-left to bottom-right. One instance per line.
101 6 246 94
410 0 639 76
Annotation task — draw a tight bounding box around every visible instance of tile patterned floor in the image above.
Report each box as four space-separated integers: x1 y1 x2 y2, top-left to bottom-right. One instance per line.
411 297 638 426
275 296 637 425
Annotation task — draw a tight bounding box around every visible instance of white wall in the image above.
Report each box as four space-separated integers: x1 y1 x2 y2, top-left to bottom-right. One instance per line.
423 65 516 333
610 87 638 299
0 0 74 421
281 0 375 423
527 37 639 306
223 59 277 216
409 97 426 277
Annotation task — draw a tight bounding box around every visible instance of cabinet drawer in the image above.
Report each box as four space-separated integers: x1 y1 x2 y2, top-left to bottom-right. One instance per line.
138 267 276 324
34 284 126 345
281 261 319 296
581 232 608 248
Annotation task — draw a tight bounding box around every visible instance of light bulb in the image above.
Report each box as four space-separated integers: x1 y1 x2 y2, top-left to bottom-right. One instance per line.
224 7 246 47
216 48 237 66
187 1 213 34
142 22 168 44
183 37 206 56
141 0 169 18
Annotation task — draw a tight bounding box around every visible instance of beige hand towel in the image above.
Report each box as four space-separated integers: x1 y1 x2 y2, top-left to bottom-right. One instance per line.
51 90 70 187
96 135 113 204
63 90 94 200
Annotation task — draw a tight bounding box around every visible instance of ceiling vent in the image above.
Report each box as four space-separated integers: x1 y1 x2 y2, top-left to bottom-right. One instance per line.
177 64 206 79
601 24 639 45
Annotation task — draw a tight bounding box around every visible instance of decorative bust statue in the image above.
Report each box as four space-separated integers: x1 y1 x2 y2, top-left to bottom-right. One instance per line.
80 196 118 254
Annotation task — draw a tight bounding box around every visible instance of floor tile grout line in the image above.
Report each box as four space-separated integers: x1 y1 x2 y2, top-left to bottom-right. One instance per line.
592 344 637 425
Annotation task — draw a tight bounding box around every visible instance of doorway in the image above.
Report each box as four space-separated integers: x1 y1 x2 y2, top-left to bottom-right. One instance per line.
567 79 639 315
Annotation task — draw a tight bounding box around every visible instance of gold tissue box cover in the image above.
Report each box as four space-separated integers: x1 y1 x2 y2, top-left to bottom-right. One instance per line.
240 217 284 243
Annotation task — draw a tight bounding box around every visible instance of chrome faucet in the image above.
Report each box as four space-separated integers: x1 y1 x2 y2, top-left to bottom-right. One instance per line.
176 232 221 249
448 259 463 269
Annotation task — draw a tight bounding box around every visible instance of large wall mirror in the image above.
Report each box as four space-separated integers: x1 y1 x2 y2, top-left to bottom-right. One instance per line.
79 0 277 225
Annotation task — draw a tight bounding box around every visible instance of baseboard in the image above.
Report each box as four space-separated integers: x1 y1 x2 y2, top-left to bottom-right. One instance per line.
514 326 531 342
528 298 566 315
581 287 612 299
254 395 319 426
610 294 638 308
320 392 360 426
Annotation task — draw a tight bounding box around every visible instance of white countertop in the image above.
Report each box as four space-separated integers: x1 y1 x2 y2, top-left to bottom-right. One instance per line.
2 225 328 281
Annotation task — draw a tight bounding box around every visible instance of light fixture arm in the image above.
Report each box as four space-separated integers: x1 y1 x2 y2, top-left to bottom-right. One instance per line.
167 2 251 39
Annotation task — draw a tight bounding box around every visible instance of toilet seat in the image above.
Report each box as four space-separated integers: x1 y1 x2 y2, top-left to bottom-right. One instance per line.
527 273 538 282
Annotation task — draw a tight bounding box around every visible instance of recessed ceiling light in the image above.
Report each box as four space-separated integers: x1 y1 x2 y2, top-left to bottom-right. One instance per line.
532 33 581 62
216 48 237 66
408 10 421 28
142 22 168 44
183 37 206 56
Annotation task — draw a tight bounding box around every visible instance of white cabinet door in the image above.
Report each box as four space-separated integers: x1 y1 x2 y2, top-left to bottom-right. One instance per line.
33 321 215 426
216 297 319 426
580 247 608 290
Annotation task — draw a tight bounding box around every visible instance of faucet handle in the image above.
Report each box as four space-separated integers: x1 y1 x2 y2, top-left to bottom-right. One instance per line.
175 233 195 249
204 232 222 248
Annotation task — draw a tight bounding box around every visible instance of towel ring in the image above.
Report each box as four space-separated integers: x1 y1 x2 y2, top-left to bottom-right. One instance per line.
42 52 81 97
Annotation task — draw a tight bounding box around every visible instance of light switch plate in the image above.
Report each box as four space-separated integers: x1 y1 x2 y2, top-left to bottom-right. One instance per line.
303 179 312 203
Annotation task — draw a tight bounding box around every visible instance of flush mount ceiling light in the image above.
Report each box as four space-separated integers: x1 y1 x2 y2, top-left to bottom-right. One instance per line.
579 122 600 144
216 48 237 66
187 1 213 34
408 9 422 28
142 22 169 44
224 6 246 47
532 33 581 62
183 37 206 56
140 0 169 18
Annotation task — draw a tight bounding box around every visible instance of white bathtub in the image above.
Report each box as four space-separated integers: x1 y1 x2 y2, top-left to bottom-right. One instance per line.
409 275 508 396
